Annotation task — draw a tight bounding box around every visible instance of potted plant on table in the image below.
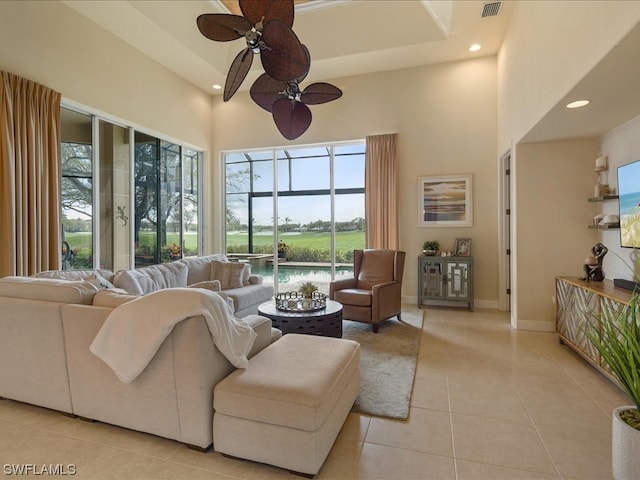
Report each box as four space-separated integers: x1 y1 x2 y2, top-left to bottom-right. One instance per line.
298 282 318 310
585 284 640 480
277 241 289 259
299 282 318 298
422 240 440 256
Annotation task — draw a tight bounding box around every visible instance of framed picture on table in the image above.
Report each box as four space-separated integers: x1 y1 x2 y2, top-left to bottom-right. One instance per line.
454 238 472 256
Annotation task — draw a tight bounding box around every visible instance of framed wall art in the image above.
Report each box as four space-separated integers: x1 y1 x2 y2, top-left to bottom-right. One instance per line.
418 175 473 227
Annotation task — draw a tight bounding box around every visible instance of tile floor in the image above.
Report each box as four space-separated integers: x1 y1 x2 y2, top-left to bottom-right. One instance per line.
0 307 630 479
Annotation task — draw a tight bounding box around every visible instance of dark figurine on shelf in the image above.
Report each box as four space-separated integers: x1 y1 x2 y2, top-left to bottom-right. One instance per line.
582 242 608 282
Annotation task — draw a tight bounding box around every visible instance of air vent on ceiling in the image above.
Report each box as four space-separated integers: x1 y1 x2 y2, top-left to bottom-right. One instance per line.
481 2 502 18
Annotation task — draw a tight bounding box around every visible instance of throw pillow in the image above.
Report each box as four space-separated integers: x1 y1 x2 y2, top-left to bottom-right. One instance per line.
188 280 221 292
209 261 245 290
85 272 116 290
242 263 251 286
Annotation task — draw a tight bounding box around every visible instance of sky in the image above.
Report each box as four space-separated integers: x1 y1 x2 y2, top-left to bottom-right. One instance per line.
227 144 366 226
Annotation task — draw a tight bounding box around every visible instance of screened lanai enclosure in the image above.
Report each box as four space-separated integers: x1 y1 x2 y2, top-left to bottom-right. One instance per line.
224 142 366 294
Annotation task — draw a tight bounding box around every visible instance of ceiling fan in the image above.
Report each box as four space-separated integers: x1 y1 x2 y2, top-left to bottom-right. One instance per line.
250 48 342 140
197 0 309 101
197 0 342 139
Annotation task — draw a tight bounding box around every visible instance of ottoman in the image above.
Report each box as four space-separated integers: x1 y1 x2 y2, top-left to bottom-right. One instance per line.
213 333 360 476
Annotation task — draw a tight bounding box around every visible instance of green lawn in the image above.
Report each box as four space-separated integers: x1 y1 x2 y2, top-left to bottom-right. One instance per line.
226 231 364 250
64 230 365 262
64 231 199 251
226 231 365 263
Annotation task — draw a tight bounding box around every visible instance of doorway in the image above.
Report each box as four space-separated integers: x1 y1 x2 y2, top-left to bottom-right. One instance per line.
498 150 512 312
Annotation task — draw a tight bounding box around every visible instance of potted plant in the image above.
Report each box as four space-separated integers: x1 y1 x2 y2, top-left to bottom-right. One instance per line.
299 282 318 298
585 286 640 479
422 240 440 256
277 241 289 259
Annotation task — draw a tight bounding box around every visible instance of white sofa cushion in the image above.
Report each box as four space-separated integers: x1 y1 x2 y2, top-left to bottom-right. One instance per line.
188 280 222 292
33 269 115 283
0 276 98 305
93 289 140 308
113 262 188 295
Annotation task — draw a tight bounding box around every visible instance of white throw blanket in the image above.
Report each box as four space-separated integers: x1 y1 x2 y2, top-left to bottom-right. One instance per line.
90 288 257 383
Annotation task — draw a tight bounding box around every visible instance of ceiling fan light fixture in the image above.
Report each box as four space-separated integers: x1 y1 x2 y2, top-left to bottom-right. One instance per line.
566 99 590 109
469 43 481 52
198 0 341 139
212 84 222 90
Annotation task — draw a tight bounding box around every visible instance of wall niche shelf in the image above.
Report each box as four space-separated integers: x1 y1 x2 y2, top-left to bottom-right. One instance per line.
588 223 620 230
588 195 618 202
588 194 619 229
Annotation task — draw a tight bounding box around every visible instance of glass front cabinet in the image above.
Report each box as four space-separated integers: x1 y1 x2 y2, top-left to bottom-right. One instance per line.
418 256 474 311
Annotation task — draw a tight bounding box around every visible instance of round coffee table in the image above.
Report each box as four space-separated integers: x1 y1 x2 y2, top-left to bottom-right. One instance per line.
257 300 343 338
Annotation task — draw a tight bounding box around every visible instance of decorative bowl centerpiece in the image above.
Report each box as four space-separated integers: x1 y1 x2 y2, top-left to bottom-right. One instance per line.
275 291 327 312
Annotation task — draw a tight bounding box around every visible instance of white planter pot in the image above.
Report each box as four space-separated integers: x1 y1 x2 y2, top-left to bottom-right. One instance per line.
612 406 640 480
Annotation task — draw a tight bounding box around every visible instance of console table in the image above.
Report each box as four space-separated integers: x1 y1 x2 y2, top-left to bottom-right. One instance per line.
555 276 633 384
418 256 473 310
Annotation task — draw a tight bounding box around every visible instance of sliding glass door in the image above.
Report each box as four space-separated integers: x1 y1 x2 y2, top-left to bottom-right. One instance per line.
60 106 202 270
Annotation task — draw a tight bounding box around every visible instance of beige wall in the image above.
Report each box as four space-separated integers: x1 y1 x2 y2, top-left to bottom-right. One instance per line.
498 1 640 153
211 57 499 306
514 140 599 330
0 0 212 151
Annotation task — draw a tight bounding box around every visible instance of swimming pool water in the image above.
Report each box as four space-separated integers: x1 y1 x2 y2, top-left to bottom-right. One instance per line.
252 265 353 285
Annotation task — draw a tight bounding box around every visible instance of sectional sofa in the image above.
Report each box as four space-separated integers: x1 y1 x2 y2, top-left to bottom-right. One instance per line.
0 254 275 449
0 255 361 475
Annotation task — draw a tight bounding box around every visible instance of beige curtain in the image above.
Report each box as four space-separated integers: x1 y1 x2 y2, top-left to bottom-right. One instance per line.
0 72 62 277
365 133 399 249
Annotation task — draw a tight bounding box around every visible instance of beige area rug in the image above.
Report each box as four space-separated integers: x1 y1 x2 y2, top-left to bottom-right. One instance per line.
342 309 424 420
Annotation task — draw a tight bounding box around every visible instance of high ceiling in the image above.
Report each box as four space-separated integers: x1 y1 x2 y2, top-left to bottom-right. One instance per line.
59 1 640 143
61 0 513 95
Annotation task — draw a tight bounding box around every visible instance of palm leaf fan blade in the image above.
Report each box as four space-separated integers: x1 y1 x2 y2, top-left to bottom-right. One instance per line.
272 98 311 140
240 0 295 28
250 73 285 112
260 19 309 82
224 48 254 101
301 82 342 105
196 14 249 41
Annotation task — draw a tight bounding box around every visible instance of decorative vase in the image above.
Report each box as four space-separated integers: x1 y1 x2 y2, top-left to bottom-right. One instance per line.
612 406 640 480
422 249 437 256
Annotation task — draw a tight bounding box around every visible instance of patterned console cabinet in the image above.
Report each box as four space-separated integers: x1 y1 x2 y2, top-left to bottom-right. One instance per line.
555 276 632 383
418 256 473 311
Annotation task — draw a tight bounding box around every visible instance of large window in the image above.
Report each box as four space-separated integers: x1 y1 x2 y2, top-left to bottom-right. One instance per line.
224 142 365 293
60 106 202 270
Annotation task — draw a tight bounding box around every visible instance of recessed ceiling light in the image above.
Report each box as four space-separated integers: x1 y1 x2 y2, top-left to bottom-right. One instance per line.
469 44 481 52
212 84 222 90
566 99 590 109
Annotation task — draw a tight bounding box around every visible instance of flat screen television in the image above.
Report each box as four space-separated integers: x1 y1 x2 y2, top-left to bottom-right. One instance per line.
618 159 640 248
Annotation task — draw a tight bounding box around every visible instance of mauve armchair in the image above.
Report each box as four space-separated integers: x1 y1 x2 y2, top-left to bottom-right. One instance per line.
330 249 406 333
